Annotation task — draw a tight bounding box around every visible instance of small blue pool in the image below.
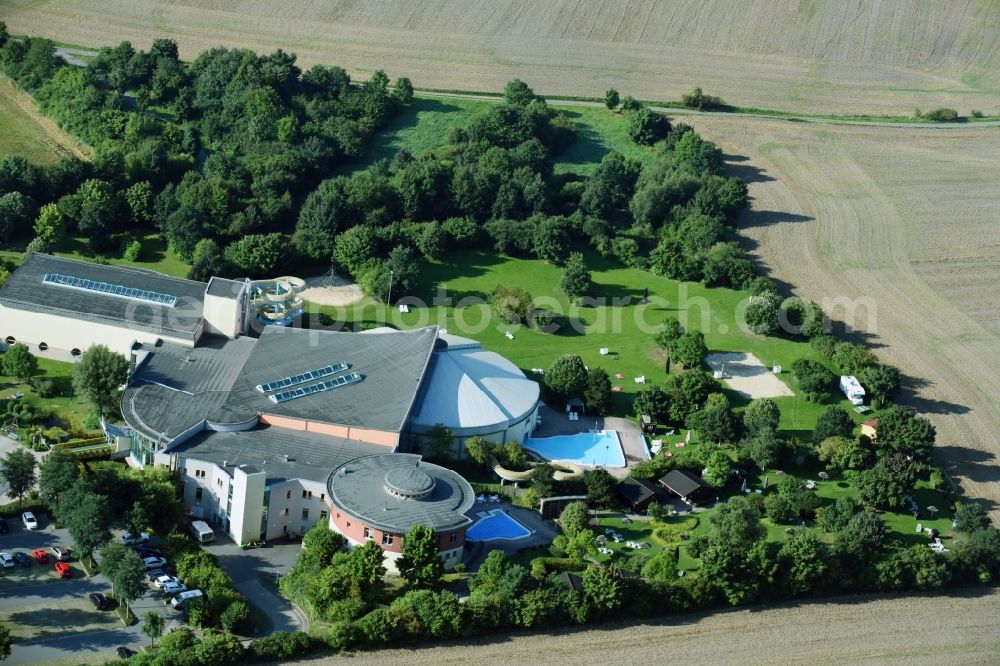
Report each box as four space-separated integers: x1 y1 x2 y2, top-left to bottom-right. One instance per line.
524 430 626 467
467 510 531 541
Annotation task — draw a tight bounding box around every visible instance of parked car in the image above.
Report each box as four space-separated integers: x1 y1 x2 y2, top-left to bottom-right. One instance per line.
12 552 31 567
50 546 71 562
162 581 187 595
146 568 168 582
170 589 203 608
121 532 150 546
32 548 49 564
89 592 115 611
134 548 163 559
0 552 14 568
21 511 38 530
154 574 182 589
142 556 168 570
116 646 136 660
54 562 72 578
0 518 7 533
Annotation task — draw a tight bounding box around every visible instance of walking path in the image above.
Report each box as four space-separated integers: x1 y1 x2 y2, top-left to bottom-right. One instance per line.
418 90 1000 129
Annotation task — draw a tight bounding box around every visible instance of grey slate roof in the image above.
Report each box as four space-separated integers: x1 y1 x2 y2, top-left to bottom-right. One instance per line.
616 477 663 508
327 453 474 533
0 253 206 339
122 336 257 439
172 427 382 484
658 469 706 498
216 326 438 431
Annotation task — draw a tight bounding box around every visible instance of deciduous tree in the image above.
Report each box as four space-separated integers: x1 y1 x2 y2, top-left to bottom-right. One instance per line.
71 345 128 417
397 524 444 589
0 449 36 506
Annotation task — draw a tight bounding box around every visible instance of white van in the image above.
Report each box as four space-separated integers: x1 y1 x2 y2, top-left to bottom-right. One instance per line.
189 520 214 543
170 589 203 608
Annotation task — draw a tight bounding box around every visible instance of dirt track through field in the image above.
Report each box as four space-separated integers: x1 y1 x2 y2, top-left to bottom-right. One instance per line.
302 589 1000 665
682 115 1000 519
2 0 999 116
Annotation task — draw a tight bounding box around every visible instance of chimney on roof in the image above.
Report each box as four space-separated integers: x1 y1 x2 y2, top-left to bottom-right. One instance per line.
223 460 228 467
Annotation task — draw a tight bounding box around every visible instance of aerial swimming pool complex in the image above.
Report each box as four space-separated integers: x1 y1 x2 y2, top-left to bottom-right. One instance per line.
524 430 626 468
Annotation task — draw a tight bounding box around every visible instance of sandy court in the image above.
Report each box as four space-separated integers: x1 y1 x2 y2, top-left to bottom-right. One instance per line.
298 273 364 307
706 352 793 400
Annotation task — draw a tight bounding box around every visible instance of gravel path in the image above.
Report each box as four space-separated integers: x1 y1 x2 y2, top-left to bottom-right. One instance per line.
299 589 1000 665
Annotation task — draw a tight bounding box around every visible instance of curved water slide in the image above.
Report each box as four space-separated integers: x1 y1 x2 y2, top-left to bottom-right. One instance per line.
249 276 306 325
490 456 585 483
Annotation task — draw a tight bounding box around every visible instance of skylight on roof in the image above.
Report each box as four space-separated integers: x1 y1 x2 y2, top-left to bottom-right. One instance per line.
268 372 363 404
42 272 177 307
255 362 350 393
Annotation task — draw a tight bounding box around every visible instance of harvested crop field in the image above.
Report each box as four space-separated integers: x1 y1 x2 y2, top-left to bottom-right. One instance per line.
3 0 999 116
682 114 1000 519
301 589 1000 665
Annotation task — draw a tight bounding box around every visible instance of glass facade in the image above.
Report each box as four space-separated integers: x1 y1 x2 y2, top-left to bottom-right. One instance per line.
129 431 157 467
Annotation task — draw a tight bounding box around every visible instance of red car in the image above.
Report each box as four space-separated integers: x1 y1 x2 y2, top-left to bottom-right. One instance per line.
32 548 49 564
54 562 72 578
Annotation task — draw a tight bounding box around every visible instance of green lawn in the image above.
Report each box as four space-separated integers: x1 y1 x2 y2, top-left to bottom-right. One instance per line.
552 106 655 176
308 248 855 432
338 94 654 178
0 354 91 432
1 233 191 279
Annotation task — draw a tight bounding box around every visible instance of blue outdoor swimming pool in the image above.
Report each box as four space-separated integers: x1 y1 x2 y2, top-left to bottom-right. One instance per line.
524 430 626 467
467 510 531 541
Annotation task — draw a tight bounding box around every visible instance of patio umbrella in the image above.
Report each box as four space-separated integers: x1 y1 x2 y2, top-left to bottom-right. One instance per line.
927 506 939 518
762 475 769 490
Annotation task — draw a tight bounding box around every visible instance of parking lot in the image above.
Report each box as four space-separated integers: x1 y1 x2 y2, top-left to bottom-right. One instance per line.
0 514 172 665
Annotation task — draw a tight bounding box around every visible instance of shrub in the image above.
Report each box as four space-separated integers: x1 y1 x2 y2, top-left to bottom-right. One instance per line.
650 518 699 548
247 631 313 662
122 239 142 262
922 108 959 122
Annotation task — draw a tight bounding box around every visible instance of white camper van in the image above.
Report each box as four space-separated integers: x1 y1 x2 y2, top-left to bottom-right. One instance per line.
839 376 866 406
189 520 214 543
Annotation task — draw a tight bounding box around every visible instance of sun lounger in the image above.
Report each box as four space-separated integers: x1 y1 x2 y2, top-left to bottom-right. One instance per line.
505 331 514 340
634 376 645 384
489 495 500 503
475 495 486 503
398 304 409 313
599 347 609 355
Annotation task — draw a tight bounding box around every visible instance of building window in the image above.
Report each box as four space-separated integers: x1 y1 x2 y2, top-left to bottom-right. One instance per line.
320 493 325 501
381 533 394 546
286 490 291 499
4 336 15 345
38 342 48 351
364 527 373 540
195 488 202 501
302 490 307 498
283 508 289 516
301 508 309 521
320 511 327 520
346 521 351 529
71 348 81 357
449 533 458 544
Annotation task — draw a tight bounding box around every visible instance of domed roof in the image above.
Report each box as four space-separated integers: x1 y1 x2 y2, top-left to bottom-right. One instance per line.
411 336 539 432
384 467 435 499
